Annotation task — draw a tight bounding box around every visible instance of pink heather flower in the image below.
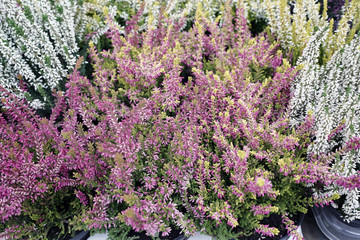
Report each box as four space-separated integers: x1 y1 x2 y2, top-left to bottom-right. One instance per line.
75 190 89 206
161 227 171 237
255 224 278 237
251 204 274 216
4 2 359 239
282 214 303 240
245 175 274 198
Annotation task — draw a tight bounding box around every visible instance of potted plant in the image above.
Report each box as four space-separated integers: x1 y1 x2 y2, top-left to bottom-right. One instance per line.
0 0 92 111
290 19 360 240
0 86 101 239
2 1 360 240
53 2 360 240
264 0 360 237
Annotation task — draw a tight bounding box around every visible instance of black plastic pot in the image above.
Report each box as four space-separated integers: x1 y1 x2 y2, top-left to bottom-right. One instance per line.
185 214 305 240
312 205 360 240
174 236 187 240
76 214 304 240
70 231 90 240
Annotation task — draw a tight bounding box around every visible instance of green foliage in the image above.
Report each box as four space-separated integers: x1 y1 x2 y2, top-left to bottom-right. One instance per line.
106 224 139 240
6 17 25 37
0 188 86 240
249 63 273 83
42 13 49 22
203 221 240 240
23 5 34 23
56 4 64 14
247 11 268 36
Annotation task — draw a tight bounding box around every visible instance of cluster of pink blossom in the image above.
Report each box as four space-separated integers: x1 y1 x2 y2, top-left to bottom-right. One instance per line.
0 79 109 236
2 3 360 240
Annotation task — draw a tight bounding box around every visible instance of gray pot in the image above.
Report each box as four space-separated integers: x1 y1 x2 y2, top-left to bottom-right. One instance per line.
312 205 360 240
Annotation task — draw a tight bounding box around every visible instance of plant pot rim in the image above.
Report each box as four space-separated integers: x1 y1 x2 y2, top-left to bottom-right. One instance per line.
69 231 90 240
312 205 360 240
185 213 305 240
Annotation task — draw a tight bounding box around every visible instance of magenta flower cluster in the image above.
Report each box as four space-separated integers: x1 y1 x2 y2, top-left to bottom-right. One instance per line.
1 3 360 240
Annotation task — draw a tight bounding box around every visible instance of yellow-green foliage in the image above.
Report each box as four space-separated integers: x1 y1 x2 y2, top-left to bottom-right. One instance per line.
265 0 360 64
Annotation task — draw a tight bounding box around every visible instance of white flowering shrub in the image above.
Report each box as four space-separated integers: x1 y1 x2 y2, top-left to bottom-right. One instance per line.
246 0 276 19
84 0 275 35
264 0 360 63
264 0 360 221
0 0 89 110
115 0 237 28
290 29 360 221
82 0 237 35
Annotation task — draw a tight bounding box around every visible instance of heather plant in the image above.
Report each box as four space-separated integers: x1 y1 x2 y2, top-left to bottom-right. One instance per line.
0 0 121 113
82 0 119 43
57 4 360 240
264 0 360 64
274 0 360 223
265 2 360 221
78 0 224 44
290 30 360 221
2 1 360 240
0 64 110 239
82 0 276 42
325 0 350 24
246 0 276 19
97 0 236 30
0 0 89 110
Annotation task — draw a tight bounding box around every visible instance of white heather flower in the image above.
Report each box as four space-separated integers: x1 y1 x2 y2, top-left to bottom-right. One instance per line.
82 0 271 43
264 0 359 54
0 0 88 109
291 33 360 221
